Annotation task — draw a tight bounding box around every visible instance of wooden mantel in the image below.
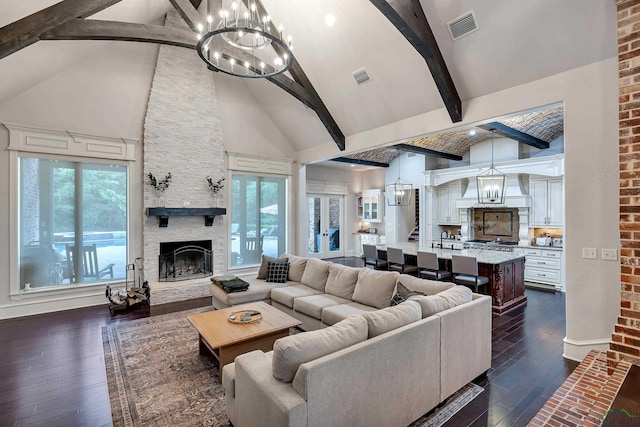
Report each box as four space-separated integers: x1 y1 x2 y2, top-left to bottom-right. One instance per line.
147 207 226 227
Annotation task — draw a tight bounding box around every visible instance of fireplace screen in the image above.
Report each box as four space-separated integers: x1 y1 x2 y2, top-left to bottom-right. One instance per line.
159 240 213 282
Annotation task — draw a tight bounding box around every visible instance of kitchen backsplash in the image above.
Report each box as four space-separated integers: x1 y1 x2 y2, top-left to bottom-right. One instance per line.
472 208 519 243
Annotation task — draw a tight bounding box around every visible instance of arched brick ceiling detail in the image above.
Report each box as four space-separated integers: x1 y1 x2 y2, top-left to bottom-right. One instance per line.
341 107 564 164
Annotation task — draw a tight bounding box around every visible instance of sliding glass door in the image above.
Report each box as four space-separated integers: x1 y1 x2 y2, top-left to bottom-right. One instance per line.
19 157 128 289
230 174 287 268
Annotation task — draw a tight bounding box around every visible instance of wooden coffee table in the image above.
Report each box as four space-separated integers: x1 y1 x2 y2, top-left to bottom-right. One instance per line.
188 301 301 368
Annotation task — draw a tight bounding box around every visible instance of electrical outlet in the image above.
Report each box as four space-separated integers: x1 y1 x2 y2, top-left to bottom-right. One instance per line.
183 201 190 207
602 249 618 261
582 248 597 259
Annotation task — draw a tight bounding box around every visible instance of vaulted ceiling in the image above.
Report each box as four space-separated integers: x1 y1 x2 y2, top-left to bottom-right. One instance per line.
0 0 617 159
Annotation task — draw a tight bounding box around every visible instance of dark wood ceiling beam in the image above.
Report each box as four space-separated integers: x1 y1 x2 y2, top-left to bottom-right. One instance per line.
394 143 462 160
246 0 346 151
42 20 198 49
0 0 123 60
478 122 550 149
331 157 390 168
169 0 203 32
369 0 462 123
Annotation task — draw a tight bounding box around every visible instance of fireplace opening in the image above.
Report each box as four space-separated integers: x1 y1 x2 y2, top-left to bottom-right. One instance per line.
159 240 213 282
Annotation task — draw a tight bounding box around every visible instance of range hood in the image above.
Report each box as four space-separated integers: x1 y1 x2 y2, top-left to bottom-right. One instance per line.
425 155 564 210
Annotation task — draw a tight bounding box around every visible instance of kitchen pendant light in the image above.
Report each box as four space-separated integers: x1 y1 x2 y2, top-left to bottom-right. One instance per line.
386 154 413 206
476 130 506 204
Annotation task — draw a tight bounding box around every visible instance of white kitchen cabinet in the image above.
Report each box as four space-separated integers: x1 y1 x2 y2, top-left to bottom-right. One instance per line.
361 189 383 222
530 178 564 227
437 183 461 225
355 233 381 256
515 247 564 289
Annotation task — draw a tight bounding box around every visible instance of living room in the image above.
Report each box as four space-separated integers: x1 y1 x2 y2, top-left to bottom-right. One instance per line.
0 0 638 426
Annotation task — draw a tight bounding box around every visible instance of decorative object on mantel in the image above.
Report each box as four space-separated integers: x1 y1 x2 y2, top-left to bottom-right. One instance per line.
195 0 294 79
386 154 413 206
207 176 225 206
147 172 172 207
147 207 226 227
476 130 506 204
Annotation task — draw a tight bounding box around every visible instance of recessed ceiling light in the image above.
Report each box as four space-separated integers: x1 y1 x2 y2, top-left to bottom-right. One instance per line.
350 164 355 168
468 129 477 136
325 14 336 27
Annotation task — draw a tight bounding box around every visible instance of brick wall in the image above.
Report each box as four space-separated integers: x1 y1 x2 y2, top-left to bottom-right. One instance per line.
609 0 640 371
142 10 225 282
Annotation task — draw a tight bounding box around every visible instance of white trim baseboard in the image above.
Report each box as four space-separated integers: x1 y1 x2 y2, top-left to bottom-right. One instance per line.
0 292 107 319
563 336 611 362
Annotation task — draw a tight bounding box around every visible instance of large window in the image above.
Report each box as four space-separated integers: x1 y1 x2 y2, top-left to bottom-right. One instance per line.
19 157 128 289
230 174 287 267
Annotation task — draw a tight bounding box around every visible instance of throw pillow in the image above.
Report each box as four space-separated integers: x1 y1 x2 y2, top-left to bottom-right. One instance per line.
363 300 422 338
391 282 426 306
272 316 368 383
257 255 288 279
266 261 290 283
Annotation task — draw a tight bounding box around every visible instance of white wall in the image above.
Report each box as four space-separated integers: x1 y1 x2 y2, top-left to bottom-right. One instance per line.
0 39 298 318
385 153 426 245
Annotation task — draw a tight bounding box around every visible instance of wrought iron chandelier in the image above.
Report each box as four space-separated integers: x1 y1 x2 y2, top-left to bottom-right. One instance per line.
476 129 506 204
386 155 413 206
196 0 294 78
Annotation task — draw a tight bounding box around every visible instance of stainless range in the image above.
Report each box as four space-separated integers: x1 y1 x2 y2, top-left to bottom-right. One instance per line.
463 240 517 252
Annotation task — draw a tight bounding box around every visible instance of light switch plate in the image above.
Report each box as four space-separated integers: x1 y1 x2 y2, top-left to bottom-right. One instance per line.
582 248 597 259
602 249 618 261
183 201 190 206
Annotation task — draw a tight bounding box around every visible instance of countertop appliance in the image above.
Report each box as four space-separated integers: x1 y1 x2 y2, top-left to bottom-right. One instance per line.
552 238 563 247
368 228 377 234
536 237 551 246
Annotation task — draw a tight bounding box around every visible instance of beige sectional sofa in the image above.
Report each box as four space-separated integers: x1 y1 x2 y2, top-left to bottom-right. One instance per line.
214 255 492 427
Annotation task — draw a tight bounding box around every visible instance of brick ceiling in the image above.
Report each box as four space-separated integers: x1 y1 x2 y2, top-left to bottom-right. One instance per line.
342 106 564 164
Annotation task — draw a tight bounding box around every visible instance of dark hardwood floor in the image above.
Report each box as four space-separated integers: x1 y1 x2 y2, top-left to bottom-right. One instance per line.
0 258 576 426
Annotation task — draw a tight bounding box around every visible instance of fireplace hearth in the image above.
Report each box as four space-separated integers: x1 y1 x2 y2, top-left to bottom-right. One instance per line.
159 240 213 282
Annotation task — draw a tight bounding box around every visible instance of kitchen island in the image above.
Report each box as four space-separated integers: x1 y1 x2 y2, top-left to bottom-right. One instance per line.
376 242 526 315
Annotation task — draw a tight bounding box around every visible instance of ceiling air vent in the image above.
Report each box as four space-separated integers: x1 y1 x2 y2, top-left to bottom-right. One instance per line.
352 67 371 85
447 10 479 40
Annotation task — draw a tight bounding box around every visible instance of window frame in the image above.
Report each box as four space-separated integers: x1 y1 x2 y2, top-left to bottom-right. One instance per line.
5 123 137 300
228 171 289 271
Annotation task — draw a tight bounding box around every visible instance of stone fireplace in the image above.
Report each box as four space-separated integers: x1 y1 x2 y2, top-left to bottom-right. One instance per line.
158 240 213 282
142 10 225 283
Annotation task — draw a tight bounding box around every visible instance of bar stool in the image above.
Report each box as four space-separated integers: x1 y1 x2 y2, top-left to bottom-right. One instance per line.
387 247 419 276
363 244 389 270
417 251 452 281
451 255 489 293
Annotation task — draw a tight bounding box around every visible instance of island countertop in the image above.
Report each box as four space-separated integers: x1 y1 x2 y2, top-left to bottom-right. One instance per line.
376 242 525 265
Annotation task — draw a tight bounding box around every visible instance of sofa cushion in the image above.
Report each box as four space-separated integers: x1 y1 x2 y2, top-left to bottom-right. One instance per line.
266 261 289 283
408 285 473 318
282 253 308 282
362 300 422 338
300 258 331 291
272 315 368 383
396 274 456 295
352 268 399 309
321 302 378 326
391 282 426 306
271 285 323 308
257 255 288 279
293 294 351 320
325 263 360 300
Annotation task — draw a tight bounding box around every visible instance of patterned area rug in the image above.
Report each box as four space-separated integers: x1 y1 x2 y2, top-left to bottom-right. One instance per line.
103 307 483 426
